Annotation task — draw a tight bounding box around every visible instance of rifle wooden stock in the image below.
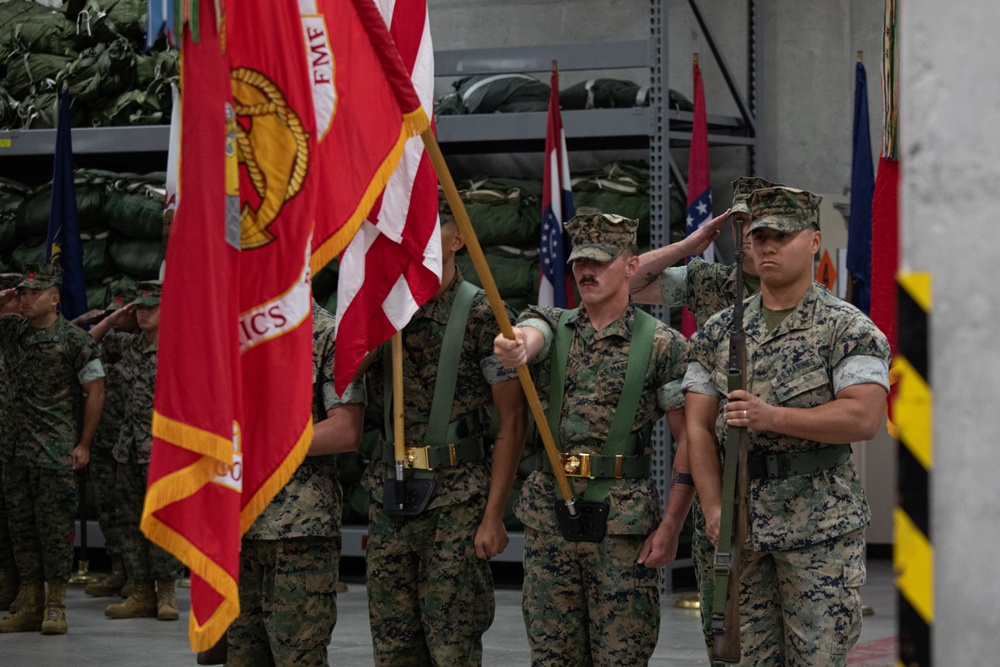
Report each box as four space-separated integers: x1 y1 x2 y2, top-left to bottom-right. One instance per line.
712 219 749 663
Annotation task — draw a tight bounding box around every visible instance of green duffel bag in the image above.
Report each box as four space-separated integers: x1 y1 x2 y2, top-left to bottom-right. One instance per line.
455 244 538 298
453 73 550 114
85 281 108 312
560 78 650 110
80 227 112 282
0 178 29 252
60 38 135 106
3 52 75 99
10 236 45 271
15 171 108 238
433 91 465 117
8 8 78 57
75 0 147 48
458 176 542 246
16 89 88 129
0 86 18 126
103 180 166 240
135 48 178 88
0 0 53 61
109 236 164 279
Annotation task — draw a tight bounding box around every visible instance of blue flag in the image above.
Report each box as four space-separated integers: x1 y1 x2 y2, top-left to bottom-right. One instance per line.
45 86 87 320
846 61 874 314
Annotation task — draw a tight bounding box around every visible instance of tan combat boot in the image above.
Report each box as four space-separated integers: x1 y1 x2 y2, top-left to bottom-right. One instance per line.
0 582 44 632
120 579 135 599
156 579 179 621
40 583 67 635
105 580 157 619
85 554 127 597
0 569 20 611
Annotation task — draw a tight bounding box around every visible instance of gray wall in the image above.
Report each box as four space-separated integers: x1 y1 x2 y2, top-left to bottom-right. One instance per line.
901 0 1000 662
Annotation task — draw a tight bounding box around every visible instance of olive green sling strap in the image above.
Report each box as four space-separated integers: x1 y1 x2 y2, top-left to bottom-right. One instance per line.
547 307 657 502
383 280 481 478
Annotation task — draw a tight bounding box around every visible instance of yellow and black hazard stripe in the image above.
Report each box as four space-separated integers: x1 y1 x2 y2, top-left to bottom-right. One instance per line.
894 272 931 667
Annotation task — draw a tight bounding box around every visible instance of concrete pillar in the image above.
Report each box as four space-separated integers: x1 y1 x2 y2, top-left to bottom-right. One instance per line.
901 0 1000 662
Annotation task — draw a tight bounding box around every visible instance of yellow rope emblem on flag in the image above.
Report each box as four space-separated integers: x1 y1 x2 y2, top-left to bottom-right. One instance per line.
231 67 310 249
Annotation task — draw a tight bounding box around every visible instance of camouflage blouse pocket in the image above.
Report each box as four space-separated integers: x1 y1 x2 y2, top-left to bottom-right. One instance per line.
770 365 832 408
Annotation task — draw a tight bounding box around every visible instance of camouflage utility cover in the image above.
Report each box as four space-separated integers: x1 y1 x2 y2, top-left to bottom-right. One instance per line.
684 283 891 550
749 186 822 232
565 208 638 263
729 176 783 216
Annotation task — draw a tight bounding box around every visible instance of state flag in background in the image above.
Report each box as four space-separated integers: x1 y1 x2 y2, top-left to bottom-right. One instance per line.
142 0 430 651
332 0 442 395
682 56 713 336
45 85 87 320
538 65 575 309
847 58 875 315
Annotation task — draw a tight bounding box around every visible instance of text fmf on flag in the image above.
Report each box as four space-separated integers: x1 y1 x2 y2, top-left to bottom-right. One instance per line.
141 0 429 651
333 0 442 395
538 65 575 309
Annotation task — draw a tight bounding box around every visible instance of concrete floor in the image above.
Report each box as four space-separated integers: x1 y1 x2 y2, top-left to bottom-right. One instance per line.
0 558 897 666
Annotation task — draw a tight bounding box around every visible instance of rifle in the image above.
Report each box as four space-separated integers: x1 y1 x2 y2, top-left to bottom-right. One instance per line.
711 218 750 663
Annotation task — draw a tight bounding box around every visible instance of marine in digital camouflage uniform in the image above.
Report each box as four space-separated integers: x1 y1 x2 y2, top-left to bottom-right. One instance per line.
363 200 527 667
89 280 184 622
632 176 778 661
0 272 23 610
84 281 137 598
0 264 106 635
495 209 689 666
684 187 891 666
226 301 365 667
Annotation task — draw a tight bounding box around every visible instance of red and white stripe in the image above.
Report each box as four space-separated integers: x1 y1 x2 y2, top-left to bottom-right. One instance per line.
333 0 442 393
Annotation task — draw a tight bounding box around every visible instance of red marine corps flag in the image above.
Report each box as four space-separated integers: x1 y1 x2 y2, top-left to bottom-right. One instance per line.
141 0 428 651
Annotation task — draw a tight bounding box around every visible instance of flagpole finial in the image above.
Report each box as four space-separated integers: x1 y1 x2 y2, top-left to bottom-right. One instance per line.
857 50 863 62
551 60 557 73
693 52 699 66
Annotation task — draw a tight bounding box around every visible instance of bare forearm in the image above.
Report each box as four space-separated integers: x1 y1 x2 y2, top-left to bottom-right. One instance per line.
686 393 723 511
308 404 363 456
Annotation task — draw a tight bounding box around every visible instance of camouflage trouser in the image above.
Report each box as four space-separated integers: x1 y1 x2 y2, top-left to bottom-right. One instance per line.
116 461 183 581
690 497 719 663
366 497 495 667
0 458 17 575
522 527 660 666
739 529 866 667
227 536 341 667
2 464 76 584
88 446 119 555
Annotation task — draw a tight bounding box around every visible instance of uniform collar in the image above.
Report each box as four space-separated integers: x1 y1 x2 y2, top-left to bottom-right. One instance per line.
745 282 822 343
567 300 638 343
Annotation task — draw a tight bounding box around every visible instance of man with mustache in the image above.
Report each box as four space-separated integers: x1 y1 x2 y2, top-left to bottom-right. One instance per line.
494 208 689 665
